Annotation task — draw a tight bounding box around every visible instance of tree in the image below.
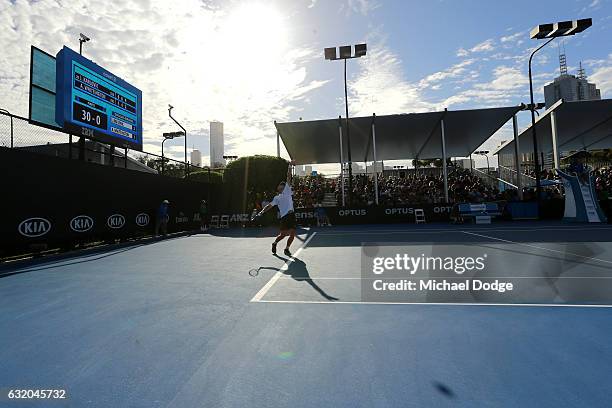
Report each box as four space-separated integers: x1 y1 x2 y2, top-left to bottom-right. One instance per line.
223 155 289 212
189 169 223 184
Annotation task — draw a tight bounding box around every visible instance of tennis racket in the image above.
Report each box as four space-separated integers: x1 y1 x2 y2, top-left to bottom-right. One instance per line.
249 267 261 277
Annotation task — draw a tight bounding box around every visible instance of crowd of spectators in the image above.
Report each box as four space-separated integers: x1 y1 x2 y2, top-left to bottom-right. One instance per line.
522 164 612 201
342 169 502 206
594 167 612 200
248 166 612 212
291 176 335 208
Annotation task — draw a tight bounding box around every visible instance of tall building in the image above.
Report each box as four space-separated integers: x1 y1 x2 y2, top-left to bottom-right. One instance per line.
544 53 602 108
190 149 202 167
210 121 225 168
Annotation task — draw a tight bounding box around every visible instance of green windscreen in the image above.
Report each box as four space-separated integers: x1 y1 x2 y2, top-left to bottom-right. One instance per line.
29 46 61 129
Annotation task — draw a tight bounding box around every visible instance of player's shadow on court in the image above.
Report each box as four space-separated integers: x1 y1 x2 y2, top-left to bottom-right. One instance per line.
274 255 339 301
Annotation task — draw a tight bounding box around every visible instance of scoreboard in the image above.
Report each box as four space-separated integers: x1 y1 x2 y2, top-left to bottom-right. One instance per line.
55 46 143 150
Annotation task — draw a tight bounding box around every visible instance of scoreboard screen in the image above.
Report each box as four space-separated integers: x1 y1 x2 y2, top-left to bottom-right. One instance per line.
55 46 143 150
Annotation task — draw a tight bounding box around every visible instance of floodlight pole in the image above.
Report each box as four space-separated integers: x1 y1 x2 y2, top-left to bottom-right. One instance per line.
526 17 592 213
512 114 523 200
371 113 379 205
161 136 172 175
343 58 353 205
325 44 366 205
338 116 346 207
528 36 555 211
77 34 90 161
441 112 449 203
168 105 188 176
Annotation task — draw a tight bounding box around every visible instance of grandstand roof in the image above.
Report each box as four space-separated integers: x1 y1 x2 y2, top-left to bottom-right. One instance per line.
493 99 612 157
275 106 522 165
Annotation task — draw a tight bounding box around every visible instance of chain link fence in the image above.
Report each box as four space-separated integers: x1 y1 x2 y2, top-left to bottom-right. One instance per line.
0 110 225 181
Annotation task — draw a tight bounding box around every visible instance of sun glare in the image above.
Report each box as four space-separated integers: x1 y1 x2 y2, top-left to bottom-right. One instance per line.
221 3 288 60
205 3 292 110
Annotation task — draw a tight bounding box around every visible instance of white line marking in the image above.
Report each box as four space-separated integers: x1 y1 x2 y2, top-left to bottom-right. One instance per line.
461 231 612 265
315 225 612 236
275 276 612 280
250 232 318 302
254 299 612 308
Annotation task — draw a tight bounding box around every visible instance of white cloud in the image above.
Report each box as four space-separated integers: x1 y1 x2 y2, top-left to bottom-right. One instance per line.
347 35 435 116
345 0 380 15
501 33 519 43
456 38 495 57
418 59 475 90
589 55 612 97
0 0 327 159
456 48 469 57
470 39 495 53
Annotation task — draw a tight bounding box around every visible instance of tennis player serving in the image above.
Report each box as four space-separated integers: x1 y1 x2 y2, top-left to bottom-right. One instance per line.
254 160 297 256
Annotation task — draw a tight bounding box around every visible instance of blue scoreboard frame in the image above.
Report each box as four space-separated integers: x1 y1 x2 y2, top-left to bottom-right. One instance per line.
55 46 143 150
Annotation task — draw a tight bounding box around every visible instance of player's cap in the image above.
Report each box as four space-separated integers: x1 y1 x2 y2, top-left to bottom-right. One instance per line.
163 199 170 204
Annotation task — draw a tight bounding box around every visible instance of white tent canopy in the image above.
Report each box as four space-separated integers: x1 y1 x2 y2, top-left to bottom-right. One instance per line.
274 105 522 205
275 106 523 165
493 99 612 161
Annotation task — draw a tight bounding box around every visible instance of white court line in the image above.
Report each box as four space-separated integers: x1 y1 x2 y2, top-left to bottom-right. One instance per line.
315 225 612 236
254 299 612 308
275 276 612 280
250 232 318 302
462 231 612 266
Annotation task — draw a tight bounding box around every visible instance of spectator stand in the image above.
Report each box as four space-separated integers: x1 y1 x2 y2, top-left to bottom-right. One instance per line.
275 105 524 208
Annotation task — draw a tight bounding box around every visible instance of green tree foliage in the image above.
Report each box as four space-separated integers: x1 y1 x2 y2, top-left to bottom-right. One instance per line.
223 155 288 192
223 155 289 212
189 169 224 184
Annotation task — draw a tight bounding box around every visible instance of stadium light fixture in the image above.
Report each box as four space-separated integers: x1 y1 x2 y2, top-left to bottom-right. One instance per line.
324 43 367 205
161 131 185 175
168 104 188 175
78 33 90 55
527 18 592 212
474 151 490 175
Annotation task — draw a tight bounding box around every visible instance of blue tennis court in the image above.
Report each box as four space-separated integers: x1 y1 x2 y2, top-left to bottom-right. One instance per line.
2 222 612 407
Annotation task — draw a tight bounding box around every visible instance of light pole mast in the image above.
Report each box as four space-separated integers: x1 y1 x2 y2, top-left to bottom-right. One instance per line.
527 18 592 213
168 105 188 176
325 43 367 205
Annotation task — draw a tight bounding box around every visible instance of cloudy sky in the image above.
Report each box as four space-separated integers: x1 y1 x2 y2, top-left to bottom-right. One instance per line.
0 0 611 168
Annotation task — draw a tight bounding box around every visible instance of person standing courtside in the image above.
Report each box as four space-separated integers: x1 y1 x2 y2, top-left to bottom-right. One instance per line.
155 199 170 236
199 199 209 232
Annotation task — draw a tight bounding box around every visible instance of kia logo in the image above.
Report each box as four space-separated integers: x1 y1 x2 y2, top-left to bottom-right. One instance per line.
135 213 150 227
18 217 51 238
107 214 126 229
70 215 94 232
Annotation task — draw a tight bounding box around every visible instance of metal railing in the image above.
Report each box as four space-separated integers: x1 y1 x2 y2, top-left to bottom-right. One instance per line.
0 110 224 180
498 165 536 189
473 167 518 191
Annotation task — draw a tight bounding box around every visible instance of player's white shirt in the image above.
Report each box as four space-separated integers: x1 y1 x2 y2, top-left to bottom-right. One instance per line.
271 183 294 217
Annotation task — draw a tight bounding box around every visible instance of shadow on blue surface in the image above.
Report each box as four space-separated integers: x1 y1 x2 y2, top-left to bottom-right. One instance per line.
268 254 339 301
